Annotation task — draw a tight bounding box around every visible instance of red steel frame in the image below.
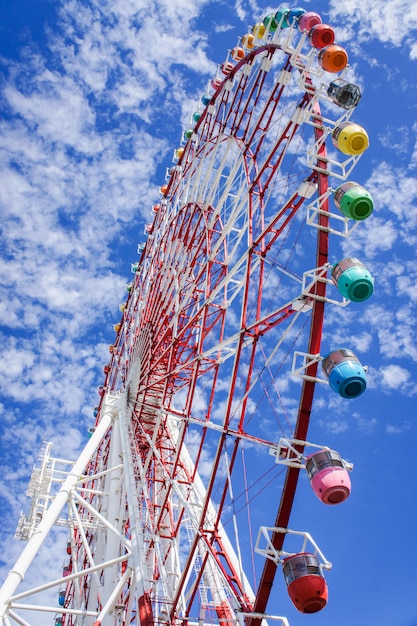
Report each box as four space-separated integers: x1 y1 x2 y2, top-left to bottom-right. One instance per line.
82 43 329 625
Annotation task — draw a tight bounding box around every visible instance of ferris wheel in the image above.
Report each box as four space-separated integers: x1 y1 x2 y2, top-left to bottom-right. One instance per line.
0 7 375 626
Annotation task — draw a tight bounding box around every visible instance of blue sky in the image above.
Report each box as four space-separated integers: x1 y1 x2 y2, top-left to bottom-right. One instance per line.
1 1 417 625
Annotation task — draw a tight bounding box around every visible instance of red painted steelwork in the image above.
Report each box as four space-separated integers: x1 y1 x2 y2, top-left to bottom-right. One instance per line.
248 94 329 625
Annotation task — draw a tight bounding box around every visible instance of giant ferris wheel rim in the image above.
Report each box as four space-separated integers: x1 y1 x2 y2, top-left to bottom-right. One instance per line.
97 19 339 622
0 9 373 626
117 29 333 621
251 89 330 617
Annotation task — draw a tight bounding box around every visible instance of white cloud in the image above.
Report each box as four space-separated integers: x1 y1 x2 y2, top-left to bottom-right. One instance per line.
0 2 222 570
234 0 248 22
378 364 411 390
365 163 417 229
341 216 398 258
385 422 413 434
214 23 235 33
317 418 349 434
4 79 99 153
352 412 378 433
0 0 222 514
329 0 417 56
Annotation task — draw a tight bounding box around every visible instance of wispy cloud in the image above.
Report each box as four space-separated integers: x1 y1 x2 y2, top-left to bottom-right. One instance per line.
0 0 218 566
329 0 417 56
